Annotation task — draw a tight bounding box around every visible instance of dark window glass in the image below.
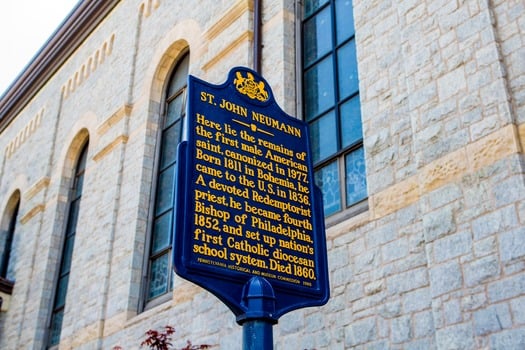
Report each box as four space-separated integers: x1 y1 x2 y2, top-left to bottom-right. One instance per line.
59 236 75 273
48 311 64 347
145 52 189 304
159 122 182 168
65 200 80 235
151 212 172 254
340 94 362 148
47 141 88 348
0 199 19 280
167 56 189 98
154 168 174 215
303 0 367 217
54 275 70 309
303 6 332 66
304 0 329 17
304 57 335 120
309 111 337 163
165 93 185 126
337 40 359 99
74 171 85 198
335 0 355 44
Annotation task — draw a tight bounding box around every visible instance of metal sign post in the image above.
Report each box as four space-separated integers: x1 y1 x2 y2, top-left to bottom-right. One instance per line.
237 277 276 350
173 67 330 349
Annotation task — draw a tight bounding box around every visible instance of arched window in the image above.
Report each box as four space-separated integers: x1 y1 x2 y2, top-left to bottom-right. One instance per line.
144 52 189 305
302 0 367 218
0 193 20 281
47 141 89 348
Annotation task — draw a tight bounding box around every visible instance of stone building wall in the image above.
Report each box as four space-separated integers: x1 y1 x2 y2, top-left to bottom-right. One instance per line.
0 0 523 349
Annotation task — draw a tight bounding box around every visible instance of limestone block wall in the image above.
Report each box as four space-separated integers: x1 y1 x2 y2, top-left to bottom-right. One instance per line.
0 0 523 349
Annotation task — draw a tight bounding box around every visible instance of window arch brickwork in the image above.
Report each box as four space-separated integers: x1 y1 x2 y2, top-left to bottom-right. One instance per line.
143 51 189 307
47 141 89 348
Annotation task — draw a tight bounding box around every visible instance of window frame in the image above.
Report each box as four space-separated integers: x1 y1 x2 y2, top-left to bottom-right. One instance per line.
0 196 19 281
141 51 189 310
0 191 20 309
299 0 368 225
46 141 89 349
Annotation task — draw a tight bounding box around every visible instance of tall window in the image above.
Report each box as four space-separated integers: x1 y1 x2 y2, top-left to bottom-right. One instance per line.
47 142 88 348
0 195 19 281
145 52 189 304
302 0 367 217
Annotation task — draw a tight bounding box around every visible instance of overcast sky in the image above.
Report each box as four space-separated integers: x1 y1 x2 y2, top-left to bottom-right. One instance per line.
0 0 79 96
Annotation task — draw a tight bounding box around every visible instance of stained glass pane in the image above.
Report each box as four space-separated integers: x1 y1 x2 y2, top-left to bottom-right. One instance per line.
152 212 172 254
315 161 341 215
335 0 355 44
48 310 64 346
166 94 184 127
305 57 335 120
340 95 362 147
160 121 181 169
309 111 337 163
155 166 174 215
337 40 359 99
345 147 367 205
304 6 332 67
304 0 330 17
148 254 169 299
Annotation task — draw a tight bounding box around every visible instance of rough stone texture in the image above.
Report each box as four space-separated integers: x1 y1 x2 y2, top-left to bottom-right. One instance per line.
0 0 523 349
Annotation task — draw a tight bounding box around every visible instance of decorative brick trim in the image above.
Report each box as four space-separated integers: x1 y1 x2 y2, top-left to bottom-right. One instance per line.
421 148 467 193
20 204 45 224
326 211 370 240
62 34 116 99
97 104 133 135
203 30 254 72
139 0 161 18
371 177 419 219
93 135 129 162
204 0 253 41
24 177 50 201
466 124 522 172
371 123 523 219
4 108 44 159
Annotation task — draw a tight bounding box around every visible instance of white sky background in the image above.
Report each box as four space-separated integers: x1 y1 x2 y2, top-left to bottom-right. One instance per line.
0 0 79 96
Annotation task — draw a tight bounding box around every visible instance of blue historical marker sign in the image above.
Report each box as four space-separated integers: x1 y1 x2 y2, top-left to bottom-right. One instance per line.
173 67 329 321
